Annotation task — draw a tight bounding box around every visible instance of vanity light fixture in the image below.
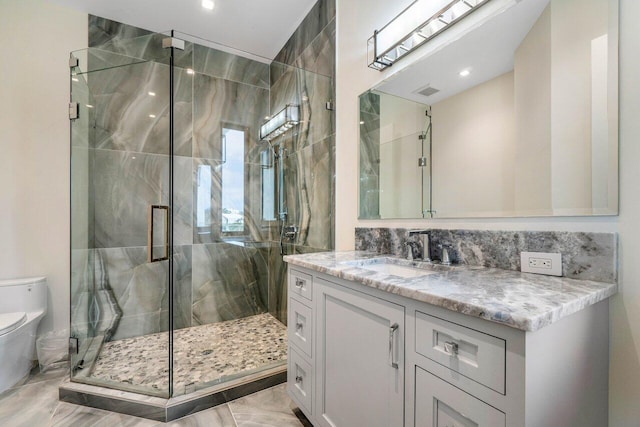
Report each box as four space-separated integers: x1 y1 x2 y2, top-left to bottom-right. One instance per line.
259 104 300 142
202 0 215 11
368 0 489 70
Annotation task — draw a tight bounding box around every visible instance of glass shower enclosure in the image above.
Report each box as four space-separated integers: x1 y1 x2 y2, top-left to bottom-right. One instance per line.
69 31 332 400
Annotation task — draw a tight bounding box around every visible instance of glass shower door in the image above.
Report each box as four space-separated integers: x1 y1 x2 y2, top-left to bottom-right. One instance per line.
69 39 174 398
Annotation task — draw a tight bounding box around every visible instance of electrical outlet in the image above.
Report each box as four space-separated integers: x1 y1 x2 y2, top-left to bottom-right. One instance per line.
520 252 562 276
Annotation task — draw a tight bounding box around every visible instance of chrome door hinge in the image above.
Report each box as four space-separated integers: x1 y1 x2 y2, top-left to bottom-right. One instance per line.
162 37 185 50
69 55 78 68
68 102 79 120
418 157 427 167
325 101 334 111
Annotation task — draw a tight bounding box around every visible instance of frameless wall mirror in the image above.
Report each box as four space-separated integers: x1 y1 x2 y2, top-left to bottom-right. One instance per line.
358 0 619 219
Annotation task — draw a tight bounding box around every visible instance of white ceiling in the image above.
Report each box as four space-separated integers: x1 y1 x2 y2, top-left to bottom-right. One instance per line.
49 0 318 60
376 0 550 105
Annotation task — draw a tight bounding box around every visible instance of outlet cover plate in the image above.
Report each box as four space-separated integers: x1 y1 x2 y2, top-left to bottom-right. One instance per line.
520 252 562 276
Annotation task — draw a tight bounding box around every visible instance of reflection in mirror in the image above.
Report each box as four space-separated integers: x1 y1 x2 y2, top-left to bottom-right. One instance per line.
358 0 618 219
359 91 432 219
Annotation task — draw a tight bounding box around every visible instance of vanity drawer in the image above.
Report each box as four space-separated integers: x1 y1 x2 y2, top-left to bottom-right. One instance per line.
415 311 506 394
289 269 313 302
414 366 505 427
288 297 313 357
287 346 313 415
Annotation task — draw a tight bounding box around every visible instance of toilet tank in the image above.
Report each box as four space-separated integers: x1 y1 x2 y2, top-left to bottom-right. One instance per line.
0 277 47 315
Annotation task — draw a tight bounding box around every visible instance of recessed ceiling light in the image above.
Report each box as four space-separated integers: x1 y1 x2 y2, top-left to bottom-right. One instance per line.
459 69 471 77
202 0 214 10
148 91 156 96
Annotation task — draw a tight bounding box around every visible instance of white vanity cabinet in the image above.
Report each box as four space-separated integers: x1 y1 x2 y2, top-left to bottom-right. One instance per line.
314 277 404 427
287 267 609 427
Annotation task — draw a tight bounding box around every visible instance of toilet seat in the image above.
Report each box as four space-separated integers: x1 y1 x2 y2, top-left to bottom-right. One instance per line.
0 312 27 336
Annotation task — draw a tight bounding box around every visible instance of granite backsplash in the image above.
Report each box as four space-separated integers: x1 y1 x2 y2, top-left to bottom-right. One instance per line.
355 228 617 284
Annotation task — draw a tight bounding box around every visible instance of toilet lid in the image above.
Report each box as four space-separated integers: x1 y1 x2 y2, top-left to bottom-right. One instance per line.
0 312 27 336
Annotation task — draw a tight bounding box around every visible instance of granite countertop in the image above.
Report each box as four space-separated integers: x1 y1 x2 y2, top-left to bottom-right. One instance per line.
283 251 617 332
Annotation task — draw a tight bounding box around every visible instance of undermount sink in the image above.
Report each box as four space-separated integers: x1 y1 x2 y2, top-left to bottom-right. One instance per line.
360 263 436 278
343 257 438 279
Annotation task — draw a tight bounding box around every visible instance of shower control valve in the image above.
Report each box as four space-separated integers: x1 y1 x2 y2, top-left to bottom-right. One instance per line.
283 225 298 241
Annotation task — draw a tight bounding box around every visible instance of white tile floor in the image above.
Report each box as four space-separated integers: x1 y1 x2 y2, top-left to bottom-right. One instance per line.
0 367 304 427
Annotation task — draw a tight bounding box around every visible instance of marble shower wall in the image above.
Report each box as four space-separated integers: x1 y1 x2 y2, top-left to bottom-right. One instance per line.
267 0 336 323
192 243 268 325
355 228 618 283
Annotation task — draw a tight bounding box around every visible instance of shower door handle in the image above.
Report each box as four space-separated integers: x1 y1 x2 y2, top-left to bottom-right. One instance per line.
148 205 169 262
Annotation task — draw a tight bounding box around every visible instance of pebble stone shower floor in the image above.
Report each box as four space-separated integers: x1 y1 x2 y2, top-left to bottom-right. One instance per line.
89 313 288 394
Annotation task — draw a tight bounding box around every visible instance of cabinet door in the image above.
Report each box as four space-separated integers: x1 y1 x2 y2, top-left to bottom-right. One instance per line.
415 367 505 427
315 278 404 427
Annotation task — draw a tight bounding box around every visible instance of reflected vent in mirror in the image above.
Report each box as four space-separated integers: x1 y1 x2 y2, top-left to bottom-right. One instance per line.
416 86 440 97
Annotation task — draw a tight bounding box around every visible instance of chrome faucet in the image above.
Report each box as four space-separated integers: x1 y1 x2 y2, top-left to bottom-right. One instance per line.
434 243 452 266
406 242 415 261
408 230 431 262
441 246 451 266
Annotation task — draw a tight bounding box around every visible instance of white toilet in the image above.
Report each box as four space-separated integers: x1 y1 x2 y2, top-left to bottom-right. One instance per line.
0 277 47 394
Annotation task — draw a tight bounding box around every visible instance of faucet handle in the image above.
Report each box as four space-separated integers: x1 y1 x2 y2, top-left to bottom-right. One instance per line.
406 242 416 261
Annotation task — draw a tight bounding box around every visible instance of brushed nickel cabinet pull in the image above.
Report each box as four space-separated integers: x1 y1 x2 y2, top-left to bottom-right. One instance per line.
444 341 459 356
389 323 399 369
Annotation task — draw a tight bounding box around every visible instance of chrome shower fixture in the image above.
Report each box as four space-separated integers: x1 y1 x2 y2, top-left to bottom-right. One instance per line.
259 104 300 142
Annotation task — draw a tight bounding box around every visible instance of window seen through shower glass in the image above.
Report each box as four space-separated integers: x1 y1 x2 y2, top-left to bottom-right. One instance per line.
221 128 245 233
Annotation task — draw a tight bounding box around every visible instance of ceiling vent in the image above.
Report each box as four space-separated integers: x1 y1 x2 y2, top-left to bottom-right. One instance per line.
416 86 440 97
